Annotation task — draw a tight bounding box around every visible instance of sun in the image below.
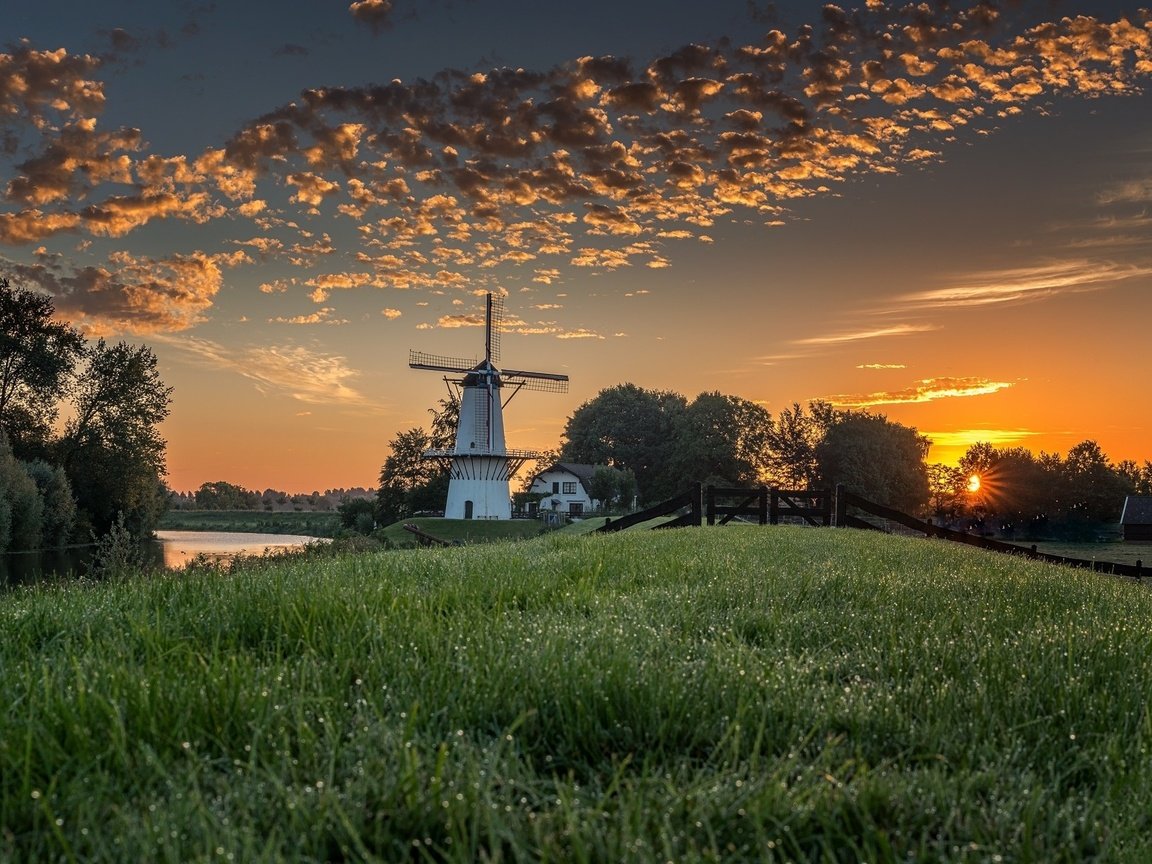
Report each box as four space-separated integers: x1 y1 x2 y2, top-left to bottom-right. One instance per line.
966 474 981 493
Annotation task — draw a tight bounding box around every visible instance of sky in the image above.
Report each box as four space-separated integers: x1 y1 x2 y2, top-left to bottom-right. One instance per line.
3 0 1151 493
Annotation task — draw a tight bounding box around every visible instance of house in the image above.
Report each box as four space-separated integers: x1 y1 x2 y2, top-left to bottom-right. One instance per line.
1120 496 1152 542
527 463 617 517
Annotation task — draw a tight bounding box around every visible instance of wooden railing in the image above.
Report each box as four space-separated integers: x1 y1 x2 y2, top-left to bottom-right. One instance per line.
835 485 1145 580
705 486 831 526
596 483 702 533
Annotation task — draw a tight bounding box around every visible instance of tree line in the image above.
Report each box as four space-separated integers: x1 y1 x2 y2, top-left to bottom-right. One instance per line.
375 382 1151 540
0 278 172 554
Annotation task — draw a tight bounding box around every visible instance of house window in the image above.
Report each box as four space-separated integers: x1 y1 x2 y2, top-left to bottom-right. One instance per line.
552 482 559 494
568 502 584 515
562 481 577 494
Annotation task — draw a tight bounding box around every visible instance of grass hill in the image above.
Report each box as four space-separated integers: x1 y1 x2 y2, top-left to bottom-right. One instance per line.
3 527 1151 861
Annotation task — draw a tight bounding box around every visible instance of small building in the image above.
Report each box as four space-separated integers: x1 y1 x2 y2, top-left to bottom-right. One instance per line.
527 463 615 517
1120 496 1152 542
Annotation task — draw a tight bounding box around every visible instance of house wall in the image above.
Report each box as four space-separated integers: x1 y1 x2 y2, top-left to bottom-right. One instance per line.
529 471 596 514
1123 524 1152 542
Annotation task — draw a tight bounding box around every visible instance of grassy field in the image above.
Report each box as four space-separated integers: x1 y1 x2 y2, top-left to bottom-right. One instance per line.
3 528 1152 861
377 517 551 547
158 509 342 537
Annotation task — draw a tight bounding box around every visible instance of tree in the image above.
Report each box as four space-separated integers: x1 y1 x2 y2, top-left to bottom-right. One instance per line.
926 463 968 522
1118 460 1152 495
60 340 173 537
0 437 43 553
585 465 625 512
815 411 930 514
763 402 833 488
23 459 76 548
1058 440 1130 524
0 278 85 459
338 497 377 534
195 481 260 510
671 392 772 487
560 383 688 503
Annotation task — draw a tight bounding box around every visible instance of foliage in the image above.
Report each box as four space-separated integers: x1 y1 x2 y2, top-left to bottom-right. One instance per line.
0 277 86 460
194 481 261 510
959 439 1136 538
762 401 834 488
4 529 1152 861
21 459 76 549
815 410 930 514
0 279 173 544
670 391 772 487
376 396 459 525
0 438 43 553
338 496 377 534
58 339 173 537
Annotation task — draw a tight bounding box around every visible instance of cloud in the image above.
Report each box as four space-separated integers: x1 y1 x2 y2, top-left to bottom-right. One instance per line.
269 307 349 325
826 376 1013 409
349 0 395 33
795 323 938 345
924 428 1042 449
6 249 247 334
3 4 1152 317
165 336 381 409
901 260 1152 309
857 363 907 370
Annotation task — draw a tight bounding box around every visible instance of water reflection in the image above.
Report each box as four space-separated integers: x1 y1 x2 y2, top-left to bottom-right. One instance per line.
1 530 323 589
154 531 322 569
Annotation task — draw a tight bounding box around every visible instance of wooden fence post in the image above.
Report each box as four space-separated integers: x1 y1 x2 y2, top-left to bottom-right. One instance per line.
759 486 768 525
769 488 779 525
834 484 847 527
706 485 716 526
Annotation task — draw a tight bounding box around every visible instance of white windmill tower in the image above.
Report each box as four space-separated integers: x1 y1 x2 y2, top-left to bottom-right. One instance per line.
409 293 569 520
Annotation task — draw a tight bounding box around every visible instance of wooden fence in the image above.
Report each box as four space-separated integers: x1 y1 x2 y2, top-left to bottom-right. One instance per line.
596 483 702 533
595 482 1145 580
705 486 831 526
835 484 1145 580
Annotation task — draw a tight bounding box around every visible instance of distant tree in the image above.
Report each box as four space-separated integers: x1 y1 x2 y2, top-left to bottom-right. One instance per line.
815 411 930 514
1058 440 1130 524
1117 459 1152 495
588 466 620 511
959 444 1058 535
763 402 834 488
560 383 688 503
338 497 377 534
671 391 772 487
60 339 173 537
0 278 85 459
926 463 968 522
194 481 260 510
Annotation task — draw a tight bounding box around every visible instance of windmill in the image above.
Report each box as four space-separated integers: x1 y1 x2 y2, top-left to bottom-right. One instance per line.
409 293 569 519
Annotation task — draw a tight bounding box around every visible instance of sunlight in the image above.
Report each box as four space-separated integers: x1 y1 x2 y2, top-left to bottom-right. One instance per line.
967 474 982 493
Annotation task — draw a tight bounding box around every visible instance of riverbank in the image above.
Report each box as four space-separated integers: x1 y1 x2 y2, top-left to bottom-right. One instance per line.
158 509 341 537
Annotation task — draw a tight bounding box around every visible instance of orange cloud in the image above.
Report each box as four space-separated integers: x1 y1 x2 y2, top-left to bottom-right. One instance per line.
826 377 1013 409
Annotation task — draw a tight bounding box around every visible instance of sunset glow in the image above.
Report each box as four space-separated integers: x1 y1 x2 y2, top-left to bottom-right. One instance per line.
4 1 1151 491
967 475 982 494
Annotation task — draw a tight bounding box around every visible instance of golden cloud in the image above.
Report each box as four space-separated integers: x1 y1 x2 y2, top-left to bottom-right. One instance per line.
826 376 1013 409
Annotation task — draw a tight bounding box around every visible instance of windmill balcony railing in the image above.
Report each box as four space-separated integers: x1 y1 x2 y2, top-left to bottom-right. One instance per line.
423 447 545 459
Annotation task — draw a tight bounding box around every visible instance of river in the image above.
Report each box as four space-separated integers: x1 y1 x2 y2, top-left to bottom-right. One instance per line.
1 530 324 590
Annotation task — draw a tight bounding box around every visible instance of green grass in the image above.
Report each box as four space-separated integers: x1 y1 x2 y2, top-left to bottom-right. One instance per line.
3 528 1152 861
158 509 342 537
377 516 551 546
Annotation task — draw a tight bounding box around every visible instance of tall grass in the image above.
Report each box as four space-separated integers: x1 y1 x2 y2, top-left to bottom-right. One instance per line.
2 528 1151 861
